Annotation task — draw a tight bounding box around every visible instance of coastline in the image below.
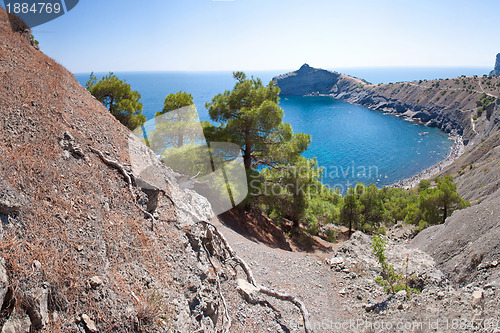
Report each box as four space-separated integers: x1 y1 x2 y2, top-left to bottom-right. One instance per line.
302 93 466 190
391 135 465 189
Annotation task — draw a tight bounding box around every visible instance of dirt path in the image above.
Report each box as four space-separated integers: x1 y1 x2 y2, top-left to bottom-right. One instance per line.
213 220 350 332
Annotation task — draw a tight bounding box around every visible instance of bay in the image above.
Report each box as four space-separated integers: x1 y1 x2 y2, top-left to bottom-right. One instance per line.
76 67 488 190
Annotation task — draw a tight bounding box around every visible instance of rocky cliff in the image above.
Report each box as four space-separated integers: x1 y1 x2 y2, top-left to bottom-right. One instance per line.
490 53 500 76
272 64 354 95
275 65 500 141
409 188 500 286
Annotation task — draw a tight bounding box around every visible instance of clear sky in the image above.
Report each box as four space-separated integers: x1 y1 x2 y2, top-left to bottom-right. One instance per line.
4 0 500 73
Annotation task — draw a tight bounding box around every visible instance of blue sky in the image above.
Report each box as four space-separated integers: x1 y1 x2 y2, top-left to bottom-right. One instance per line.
4 0 500 73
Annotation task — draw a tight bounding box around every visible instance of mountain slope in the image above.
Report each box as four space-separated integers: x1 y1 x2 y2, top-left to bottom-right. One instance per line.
0 9 304 332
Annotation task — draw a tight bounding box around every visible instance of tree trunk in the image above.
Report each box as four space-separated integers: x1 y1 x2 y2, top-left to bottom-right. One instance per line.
442 205 448 224
243 130 252 171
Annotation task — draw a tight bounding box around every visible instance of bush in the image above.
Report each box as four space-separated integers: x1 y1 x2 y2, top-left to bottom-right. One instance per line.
371 235 419 295
376 226 386 235
415 220 429 233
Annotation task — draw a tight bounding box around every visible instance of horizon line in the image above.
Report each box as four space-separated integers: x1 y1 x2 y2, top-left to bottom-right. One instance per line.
73 65 494 75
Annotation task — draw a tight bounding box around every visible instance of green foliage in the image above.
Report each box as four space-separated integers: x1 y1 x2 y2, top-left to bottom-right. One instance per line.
204 72 315 228
405 175 469 225
340 187 361 237
205 72 309 172
418 179 431 192
475 93 496 118
149 93 198 151
371 235 419 295
259 156 337 230
157 91 194 117
414 220 429 233
435 175 470 223
376 226 386 235
30 34 39 46
359 184 385 223
197 72 470 239
86 72 145 130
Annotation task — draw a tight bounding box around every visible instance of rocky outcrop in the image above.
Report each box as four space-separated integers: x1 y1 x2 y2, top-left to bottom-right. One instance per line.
274 63 500 302
325 229 500 329
409 189 500 286
490 53 500 75
274 63 347 95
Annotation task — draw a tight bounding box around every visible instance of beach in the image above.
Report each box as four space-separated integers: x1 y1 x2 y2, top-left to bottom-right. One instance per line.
392 135 465 189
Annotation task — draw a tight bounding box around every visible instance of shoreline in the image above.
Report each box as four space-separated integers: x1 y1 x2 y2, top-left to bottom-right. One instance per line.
305 94 466 190
391 135 465 189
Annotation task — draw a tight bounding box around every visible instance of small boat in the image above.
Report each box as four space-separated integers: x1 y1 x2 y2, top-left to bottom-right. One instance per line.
419 132 429 136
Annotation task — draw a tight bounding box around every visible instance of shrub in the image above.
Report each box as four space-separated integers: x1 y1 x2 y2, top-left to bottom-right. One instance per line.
371 235 419 295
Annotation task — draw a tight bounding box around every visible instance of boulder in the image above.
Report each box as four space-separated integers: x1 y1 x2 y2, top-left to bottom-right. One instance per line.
1 309 31 333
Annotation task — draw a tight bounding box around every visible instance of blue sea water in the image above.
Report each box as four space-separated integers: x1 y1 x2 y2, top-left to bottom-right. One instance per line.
75 67 490 190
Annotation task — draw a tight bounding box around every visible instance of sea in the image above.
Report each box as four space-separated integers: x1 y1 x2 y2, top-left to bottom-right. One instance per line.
75 67 491 191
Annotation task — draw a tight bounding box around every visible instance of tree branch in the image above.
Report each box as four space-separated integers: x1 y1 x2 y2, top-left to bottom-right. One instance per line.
89 147 156 230
198 221 312 333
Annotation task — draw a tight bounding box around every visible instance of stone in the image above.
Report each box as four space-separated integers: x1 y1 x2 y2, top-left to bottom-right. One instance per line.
364 303 376 312
0 258 9 307
329 256 345 271
33 260 42 269
81 314 98 333
236 278 260 304
471 289 484 309
0 177 24 215
484 280 498 290
1 309 31 333
89 276 103 289
25 288 49 330
60 131 85 159
395 290 407 300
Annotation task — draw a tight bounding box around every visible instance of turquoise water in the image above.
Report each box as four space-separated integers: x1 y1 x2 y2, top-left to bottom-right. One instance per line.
279 96 451 189
74 68 486 190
